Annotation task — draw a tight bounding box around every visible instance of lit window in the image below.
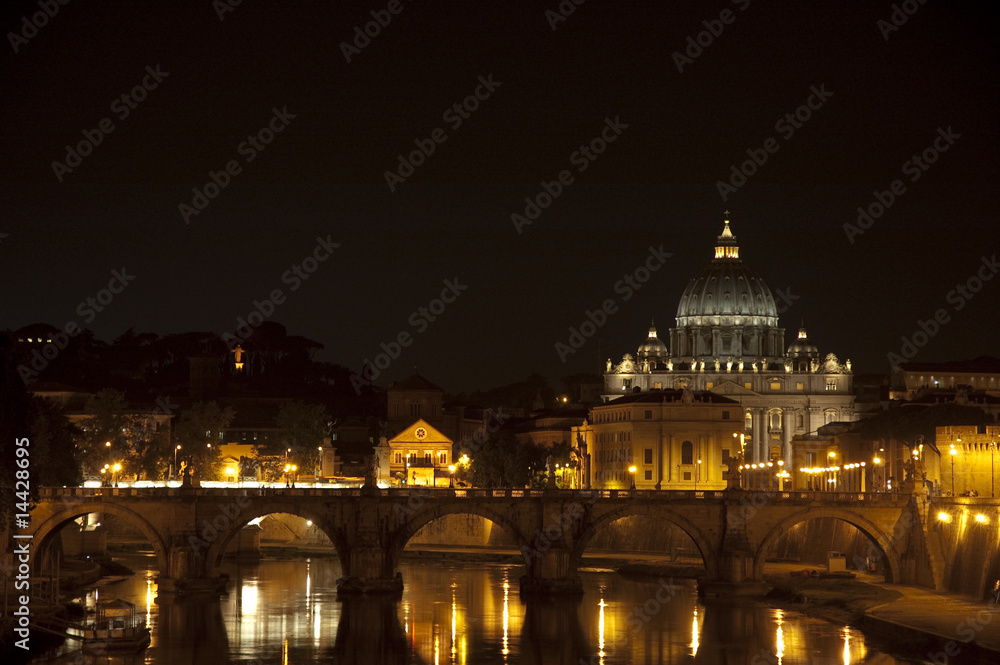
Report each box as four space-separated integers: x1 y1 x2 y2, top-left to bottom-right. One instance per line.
826 380 837 391
796 382 804 391
770 381 781 391
744 382 752 389
706 382 713 390
394 452 402 464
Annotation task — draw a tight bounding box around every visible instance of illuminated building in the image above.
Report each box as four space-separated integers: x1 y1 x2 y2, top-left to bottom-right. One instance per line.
574 389 741 490
387 419 453 487
603 214 858 465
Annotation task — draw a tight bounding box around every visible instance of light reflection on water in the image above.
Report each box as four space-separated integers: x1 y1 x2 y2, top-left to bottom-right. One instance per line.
33 553 922 665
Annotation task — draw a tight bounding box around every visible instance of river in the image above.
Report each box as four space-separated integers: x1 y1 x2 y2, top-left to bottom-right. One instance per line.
32 553 927 664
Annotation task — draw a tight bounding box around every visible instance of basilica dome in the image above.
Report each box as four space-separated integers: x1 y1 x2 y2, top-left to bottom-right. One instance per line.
667 216 786 362
675 218 779 327
637 323 668 362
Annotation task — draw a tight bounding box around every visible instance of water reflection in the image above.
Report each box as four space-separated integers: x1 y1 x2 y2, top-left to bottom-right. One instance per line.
36 555 919 665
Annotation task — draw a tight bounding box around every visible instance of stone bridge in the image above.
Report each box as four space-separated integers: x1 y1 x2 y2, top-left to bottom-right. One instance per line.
29 486 930 597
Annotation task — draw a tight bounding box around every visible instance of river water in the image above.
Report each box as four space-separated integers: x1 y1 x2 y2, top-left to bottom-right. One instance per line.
32 553 926 664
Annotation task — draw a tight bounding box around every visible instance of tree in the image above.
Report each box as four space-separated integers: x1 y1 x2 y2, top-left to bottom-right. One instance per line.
173 401 235 481
27 396 82 488
466 435 570 488
77 389 140 477
274 401 330 476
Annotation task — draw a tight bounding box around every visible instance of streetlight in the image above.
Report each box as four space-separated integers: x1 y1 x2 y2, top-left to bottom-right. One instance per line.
694 459 702 492
628 465 636 490
950 444 957 496
990 439 997 498
174 444 181 479
449 464 456 488
112 463 121 488
105 441 112 466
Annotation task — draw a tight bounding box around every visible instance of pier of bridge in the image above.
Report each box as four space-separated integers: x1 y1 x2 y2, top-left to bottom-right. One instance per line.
28 485 925 598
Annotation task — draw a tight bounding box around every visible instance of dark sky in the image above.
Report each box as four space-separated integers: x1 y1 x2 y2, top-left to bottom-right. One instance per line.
2 0 998 394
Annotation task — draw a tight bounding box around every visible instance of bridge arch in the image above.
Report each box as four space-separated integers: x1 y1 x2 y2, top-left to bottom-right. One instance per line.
753 507 903 583
31 501 170 576
570 504 718 579
203 502 349 577
387 502 532 574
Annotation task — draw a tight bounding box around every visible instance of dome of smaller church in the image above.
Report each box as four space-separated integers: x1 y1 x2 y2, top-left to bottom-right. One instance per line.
637 324 668 361
786 327 819 358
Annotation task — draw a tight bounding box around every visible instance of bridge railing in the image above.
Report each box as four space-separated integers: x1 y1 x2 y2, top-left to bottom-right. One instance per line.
37 486 913 504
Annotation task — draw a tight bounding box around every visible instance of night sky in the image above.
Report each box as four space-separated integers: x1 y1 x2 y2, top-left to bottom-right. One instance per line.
2 0 997 394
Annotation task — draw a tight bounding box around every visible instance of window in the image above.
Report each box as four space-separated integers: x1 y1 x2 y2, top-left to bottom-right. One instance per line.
644 470 653 481
722 448 730 462
645 410 652 419
653 382 662 389
681 441 693 465
826 380 837 391
806 452 817 465
424 452 432 463
722 410 730 420
770 381 781 391
706 382 713 390
796 382 804 391
393 404 399 417
644 449 653 464
683 472 692 480
410 403 421 416
744 382 752 389
394 452 402 464
438 452 447 465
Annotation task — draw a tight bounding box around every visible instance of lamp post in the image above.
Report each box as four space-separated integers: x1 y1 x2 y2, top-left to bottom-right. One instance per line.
174 444 181 479
105 441 112 467
112 463 121 488
950 444 957 496
628 465 636 490
694 460 701 492
990 439 996 498
873 456 882 493
449 464 456 488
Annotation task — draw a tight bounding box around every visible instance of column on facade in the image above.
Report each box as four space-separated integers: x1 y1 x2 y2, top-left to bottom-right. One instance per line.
752 407 765 463
783 413 793 468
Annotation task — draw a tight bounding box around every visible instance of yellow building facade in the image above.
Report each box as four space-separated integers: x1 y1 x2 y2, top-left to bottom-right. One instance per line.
388 419 454 487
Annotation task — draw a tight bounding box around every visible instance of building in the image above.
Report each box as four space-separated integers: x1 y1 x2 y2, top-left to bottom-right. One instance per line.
603 215 858 465
387 419 454 487
573 388 741 490
935 425 1000 497
891 357 1000 401
386 371 488 444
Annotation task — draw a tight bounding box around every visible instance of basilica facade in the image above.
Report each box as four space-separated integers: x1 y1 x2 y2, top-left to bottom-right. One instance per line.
602 215 857 465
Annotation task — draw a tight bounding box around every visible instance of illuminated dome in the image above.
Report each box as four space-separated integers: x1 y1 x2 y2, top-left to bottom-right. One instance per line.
637 323 668 363
668 214 786 363
675 217 779 327
786 327 819 358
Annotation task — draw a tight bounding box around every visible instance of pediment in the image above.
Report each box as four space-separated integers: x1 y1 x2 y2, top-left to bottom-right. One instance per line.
709 380 760 397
